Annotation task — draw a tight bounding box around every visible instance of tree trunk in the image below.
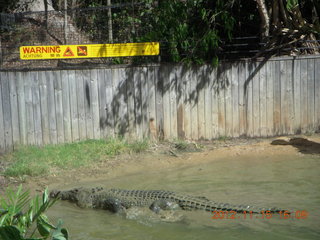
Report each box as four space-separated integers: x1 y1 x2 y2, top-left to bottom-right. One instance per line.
14 0 54 12
272 0 280 31
279 0 290 27
255 0 270 39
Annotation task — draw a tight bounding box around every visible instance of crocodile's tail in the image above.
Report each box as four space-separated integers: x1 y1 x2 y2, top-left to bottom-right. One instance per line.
175 195 288 214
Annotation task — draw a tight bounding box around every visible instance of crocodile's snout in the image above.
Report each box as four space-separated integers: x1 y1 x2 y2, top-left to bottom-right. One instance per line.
49 190 61 198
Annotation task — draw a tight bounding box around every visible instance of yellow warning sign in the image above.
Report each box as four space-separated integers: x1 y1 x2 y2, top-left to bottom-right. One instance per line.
20 42 160 60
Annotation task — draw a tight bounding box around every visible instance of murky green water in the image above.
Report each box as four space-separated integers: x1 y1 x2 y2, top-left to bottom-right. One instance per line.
48 152 320 240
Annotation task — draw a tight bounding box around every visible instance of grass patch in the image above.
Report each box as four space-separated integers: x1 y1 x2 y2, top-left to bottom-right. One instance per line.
2 138 149 177
128 139 149 153
172 139 204 152
217 136 231 141
173 139 189 150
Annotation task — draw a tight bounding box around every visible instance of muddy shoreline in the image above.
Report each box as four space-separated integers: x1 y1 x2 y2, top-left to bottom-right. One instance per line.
1 134 319 194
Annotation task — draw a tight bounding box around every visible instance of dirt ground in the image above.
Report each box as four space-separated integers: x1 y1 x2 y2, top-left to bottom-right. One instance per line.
1 134 320 194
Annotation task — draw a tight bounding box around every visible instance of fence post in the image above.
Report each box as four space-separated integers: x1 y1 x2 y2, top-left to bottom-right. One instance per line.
107 0 113 43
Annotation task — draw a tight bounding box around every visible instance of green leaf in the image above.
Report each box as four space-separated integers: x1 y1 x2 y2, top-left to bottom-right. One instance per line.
0 209 8 218
42 189 49 205
286 0 298 10
52 220 69 240
0 226 23 240
36 215 56 238
52 228 69 240
212 56 219 67
0 214 9 226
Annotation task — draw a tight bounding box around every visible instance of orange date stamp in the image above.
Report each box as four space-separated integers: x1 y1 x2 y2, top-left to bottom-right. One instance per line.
212 210 309 220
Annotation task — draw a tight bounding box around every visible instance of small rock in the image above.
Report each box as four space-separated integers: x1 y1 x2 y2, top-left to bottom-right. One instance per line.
271 137 291 145
289 138 313 146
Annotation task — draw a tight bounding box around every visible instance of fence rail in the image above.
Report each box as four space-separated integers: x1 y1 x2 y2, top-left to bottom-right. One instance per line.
0 55 320 153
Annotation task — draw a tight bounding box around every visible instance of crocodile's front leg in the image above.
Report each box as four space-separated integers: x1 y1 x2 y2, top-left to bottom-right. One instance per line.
99 197 127 213
149 199 181 213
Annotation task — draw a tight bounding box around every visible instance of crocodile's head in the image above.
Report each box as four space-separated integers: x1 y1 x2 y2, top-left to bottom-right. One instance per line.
50 188 94 208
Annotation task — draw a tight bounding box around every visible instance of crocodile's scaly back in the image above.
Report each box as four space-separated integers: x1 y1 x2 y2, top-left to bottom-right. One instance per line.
50 187 286 214
106 189 251 212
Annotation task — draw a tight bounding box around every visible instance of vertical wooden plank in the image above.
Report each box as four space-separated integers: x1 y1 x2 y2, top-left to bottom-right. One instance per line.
197 65 206 139
8 72 20 147
300 59 308 133
225 63 233 137
307 58 315 132
83 70 94 139
280 60 288 134
98 69 107 138
286 59 294 134
217 64 226 137
47 71 57 144
38 71 50 145
183 66 191 139
105 68 114 138
68 70 80 141
169 66 178 139
0 72 6 152
147 66 157 140
259 62 267 137
238 61 247 137
273 60 281 135
266 60 274 136
231 63 239 138
252 62 260 137
1 72 13 150
204 65 212 140
217 64 227 137
190 66 199 140
54 71 64 143
90 69 101 140
293 59 301 134
176 65 185 139
31 71 43 146
315 58 320 132
162 65 171 139
120 67 129 137
76 70 86 140
133 67 141 139
140 67 149 138
111 68 119 136
25 72 35 145
211 66 219 138
61 70 72 142
155 65 164 140
125 67 135 139
17 72 27 145
246 61 254 137
112 68 128 137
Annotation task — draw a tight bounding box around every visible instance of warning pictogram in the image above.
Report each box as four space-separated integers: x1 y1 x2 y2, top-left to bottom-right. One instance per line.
77 46 88 56
63 47 74 57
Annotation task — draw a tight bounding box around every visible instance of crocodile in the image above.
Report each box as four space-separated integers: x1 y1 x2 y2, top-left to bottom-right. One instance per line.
50 187 287 215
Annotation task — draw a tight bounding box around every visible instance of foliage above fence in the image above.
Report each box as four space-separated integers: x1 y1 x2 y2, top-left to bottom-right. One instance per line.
0 0 319 70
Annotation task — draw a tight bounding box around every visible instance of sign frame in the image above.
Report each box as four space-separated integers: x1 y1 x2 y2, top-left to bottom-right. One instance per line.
20 42 160 60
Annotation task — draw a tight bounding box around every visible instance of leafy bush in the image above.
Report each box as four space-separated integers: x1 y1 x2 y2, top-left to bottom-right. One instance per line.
0 186 68 240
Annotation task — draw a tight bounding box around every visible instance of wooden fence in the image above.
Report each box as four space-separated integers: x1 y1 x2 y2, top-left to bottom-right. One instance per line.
0 55 320 153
